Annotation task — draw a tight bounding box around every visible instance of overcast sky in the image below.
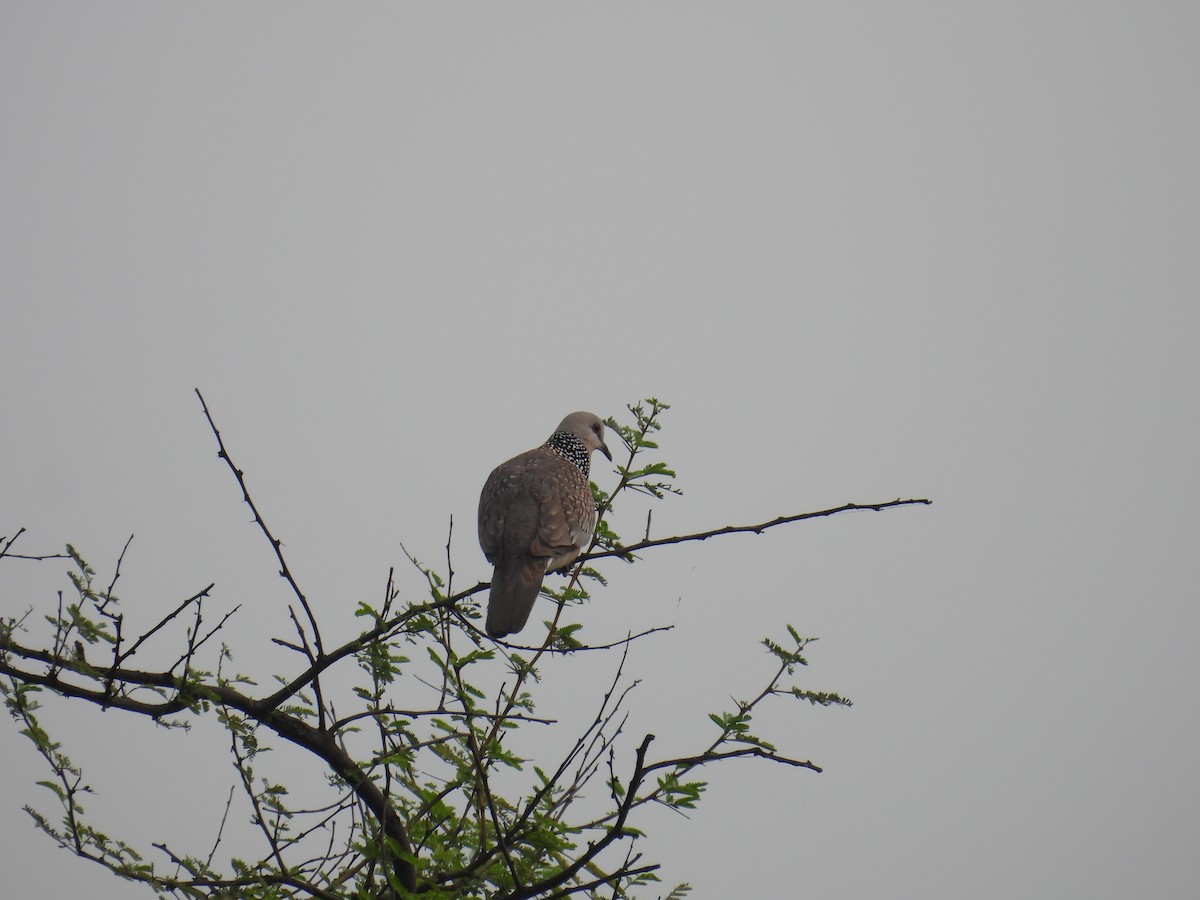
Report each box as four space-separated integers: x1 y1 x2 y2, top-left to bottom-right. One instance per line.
2 4 1198 898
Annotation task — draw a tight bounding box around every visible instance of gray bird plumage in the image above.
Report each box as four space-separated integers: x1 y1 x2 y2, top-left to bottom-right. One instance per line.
478 412 612 638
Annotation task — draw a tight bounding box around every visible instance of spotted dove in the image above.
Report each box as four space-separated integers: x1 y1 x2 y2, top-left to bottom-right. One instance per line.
478 411 612 638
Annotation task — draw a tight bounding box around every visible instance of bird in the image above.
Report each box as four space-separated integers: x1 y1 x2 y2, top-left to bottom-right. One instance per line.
478 411 612 638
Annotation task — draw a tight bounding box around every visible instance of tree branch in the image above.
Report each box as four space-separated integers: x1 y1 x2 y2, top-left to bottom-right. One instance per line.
0 528 71 562
194 388 326 659
500 734 656 900
2 395 928 899
587 497 932 562
0 638 418 894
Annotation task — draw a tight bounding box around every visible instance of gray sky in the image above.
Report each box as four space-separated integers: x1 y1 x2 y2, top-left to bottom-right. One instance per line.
2 4 1198 898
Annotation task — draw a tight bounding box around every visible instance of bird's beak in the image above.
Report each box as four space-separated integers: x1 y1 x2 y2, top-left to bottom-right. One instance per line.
599 436 613 461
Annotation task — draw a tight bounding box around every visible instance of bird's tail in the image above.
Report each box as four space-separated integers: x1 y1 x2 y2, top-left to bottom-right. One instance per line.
486 558 546 638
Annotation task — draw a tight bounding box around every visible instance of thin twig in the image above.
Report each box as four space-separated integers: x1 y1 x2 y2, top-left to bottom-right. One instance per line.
586 497 933 562
204 785 237 869
0 528 71 562
194 388 325 657
114 584 215 668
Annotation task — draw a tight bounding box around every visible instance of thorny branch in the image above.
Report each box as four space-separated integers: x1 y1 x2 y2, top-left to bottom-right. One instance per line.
194 388 326 664
0 528 70 562
586 497 932 562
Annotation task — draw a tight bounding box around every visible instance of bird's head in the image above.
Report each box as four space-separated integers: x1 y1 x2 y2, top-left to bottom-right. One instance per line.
556 411 612 461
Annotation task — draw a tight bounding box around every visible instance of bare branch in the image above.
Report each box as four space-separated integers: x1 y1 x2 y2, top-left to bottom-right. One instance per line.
194 388 326 658
644 746 822 774
0 528 71 562
119 584 210 659
203 785 236 869
100 533 134 611
488 624 674 654
587 497 932 562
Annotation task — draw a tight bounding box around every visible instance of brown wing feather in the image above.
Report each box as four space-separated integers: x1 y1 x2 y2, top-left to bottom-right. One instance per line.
478 446 596 637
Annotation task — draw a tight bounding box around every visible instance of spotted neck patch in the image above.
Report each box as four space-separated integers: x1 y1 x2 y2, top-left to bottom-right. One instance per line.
543 431 591 477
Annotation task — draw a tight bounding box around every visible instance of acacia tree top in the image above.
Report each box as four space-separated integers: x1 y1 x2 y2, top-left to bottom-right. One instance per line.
0 394 928 899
